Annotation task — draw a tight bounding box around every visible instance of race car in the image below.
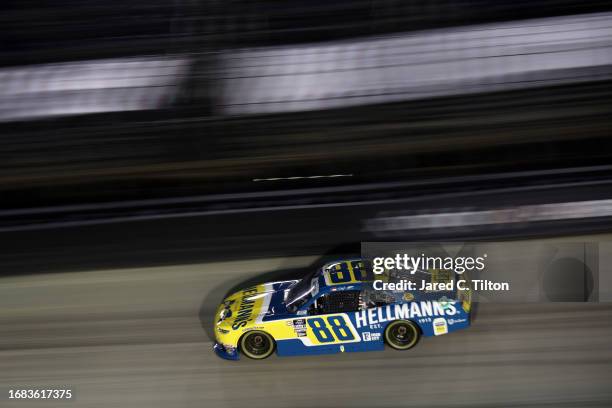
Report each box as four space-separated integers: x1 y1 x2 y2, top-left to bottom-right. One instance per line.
214 259 472 360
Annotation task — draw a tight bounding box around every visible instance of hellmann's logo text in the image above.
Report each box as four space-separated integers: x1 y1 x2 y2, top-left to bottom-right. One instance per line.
231 287 258 330
354 301 457 329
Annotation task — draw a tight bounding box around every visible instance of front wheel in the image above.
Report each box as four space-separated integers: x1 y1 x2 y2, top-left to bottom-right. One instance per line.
240 331 275 359
384 320 420 350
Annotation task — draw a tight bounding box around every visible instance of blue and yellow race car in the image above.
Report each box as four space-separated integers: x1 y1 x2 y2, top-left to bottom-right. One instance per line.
214 259 471 360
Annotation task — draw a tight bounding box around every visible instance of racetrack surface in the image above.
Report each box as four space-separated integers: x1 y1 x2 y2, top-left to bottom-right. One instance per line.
2 251 612 408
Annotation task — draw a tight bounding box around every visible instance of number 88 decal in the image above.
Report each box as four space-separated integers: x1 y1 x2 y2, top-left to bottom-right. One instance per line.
307 316 356 344
325 261 371 286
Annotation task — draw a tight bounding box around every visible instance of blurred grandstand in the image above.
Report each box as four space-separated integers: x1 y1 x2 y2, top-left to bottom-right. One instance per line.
2 0 612 212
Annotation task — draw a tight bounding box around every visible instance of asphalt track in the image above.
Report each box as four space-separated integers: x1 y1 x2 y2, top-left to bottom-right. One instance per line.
2 178 612 408
2 242 612 408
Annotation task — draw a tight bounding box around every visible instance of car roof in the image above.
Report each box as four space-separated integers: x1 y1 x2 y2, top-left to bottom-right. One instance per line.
318 259 370 291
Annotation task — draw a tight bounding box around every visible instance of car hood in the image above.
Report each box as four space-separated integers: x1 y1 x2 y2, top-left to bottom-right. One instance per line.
216 280 296 330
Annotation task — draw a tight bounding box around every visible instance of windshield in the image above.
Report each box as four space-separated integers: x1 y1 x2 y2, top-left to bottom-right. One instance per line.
286 268 320 312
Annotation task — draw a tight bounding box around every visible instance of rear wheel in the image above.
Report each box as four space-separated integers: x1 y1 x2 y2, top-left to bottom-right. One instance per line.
240 331 275 359
384 320 420 350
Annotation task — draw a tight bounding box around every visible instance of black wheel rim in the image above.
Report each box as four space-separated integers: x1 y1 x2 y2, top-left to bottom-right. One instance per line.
389 323 415 347
244 333 271 356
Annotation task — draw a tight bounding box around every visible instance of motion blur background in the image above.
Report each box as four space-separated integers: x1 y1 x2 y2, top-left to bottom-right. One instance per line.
2 1 612 407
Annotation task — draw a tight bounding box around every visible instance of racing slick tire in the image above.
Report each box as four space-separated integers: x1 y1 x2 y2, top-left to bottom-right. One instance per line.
239 330 276 359
384 320 421 350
